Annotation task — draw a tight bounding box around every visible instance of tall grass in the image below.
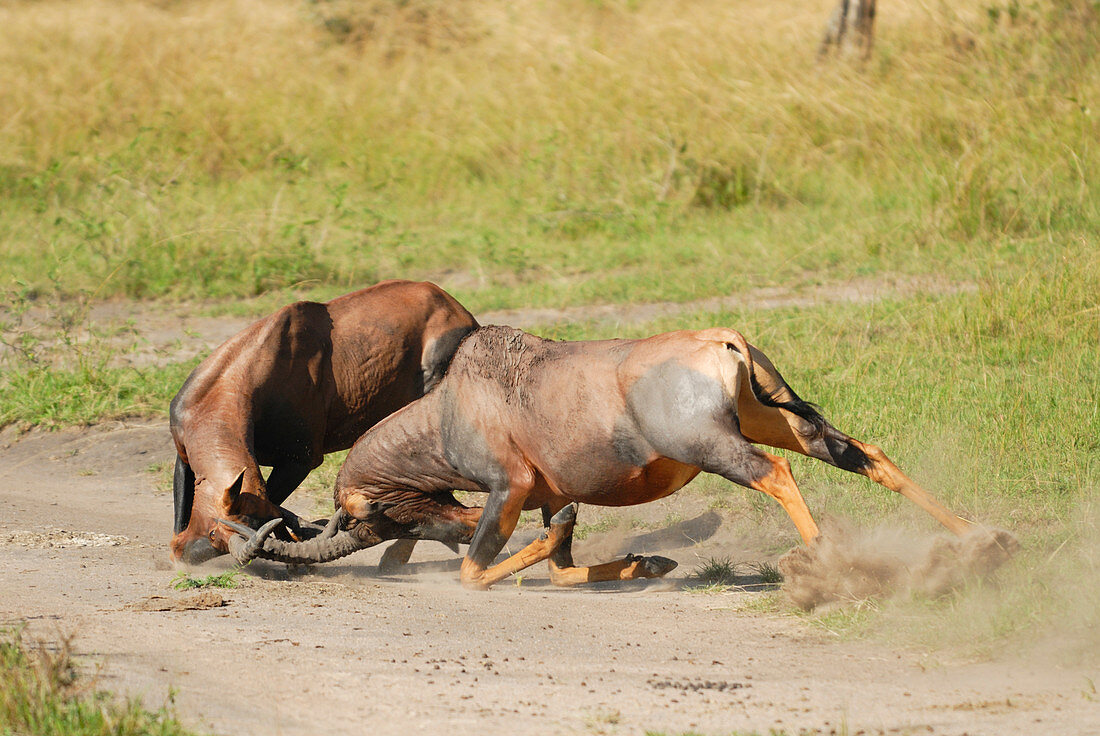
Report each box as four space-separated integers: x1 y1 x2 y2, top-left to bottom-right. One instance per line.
0 0 1096 306
0 628 198 736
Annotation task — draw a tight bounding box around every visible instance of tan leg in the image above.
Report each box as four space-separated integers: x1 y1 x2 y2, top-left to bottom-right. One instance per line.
459 466 537 590
548 555 678 586
545 503 677 586
460 508 571 589
851 440 973 536
750 454 821 544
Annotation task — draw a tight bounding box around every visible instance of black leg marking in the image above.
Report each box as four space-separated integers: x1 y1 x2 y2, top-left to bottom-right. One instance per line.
465 491 514 570
264 463 315 506
823 431 873 473
548 504 577 569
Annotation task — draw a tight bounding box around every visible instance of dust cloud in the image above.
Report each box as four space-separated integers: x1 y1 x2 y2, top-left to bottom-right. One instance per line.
778 518 1020 611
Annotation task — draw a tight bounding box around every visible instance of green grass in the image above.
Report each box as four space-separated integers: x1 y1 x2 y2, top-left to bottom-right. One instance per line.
693 557 739 587
0 628 200 736
752 562 783 585
0 0 1097 309
0 360 195 429
171 567 245 590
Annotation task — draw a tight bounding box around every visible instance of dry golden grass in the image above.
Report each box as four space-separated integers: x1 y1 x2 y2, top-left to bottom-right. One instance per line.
2 0 1095 302
2 0 1094 205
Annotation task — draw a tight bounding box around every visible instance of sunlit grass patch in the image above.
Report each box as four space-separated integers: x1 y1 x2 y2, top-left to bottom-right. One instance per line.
572 518 618 542
0 289 197 429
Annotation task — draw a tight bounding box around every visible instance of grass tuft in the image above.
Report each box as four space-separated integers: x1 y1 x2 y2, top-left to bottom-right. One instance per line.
693 556 739 587
751 561 784 586
171 568 245 591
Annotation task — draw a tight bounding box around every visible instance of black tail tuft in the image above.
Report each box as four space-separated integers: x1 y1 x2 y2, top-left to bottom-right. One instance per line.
725 337 827 439
748 370 827 439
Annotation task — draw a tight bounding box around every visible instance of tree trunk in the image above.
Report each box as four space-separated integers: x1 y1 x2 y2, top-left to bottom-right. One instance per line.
819 0 877 60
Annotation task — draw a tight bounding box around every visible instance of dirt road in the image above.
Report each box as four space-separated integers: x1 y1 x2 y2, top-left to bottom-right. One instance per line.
1 274 973 370
2 420 1097 736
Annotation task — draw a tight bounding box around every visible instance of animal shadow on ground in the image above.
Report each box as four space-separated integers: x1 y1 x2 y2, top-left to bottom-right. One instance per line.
593 510 723 557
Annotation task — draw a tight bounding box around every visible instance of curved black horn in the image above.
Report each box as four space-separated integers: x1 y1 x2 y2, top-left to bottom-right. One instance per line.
173 457 196 535
220 518 282 563
279 509 328 541
219 512 378 565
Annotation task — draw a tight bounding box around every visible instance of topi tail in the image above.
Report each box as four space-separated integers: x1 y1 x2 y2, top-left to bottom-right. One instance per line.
723 330 827 439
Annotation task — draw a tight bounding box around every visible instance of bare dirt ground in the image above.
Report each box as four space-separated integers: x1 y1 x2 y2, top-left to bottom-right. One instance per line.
2 282 1098 735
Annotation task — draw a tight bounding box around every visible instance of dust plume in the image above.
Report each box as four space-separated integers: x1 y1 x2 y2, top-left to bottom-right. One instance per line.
778 518 1019 611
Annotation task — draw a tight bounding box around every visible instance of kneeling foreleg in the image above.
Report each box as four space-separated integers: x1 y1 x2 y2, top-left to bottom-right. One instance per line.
546 505 677 587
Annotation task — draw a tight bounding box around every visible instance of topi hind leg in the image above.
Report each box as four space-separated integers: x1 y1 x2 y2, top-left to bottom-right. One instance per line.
698 434 821 545
740 401 971 537
745 453 821 544
631 359 819 545
837 435 972 536
545 504 677 587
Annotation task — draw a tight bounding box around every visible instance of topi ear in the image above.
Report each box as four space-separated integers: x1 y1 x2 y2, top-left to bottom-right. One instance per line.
223 470 281 520
221 469 248 513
